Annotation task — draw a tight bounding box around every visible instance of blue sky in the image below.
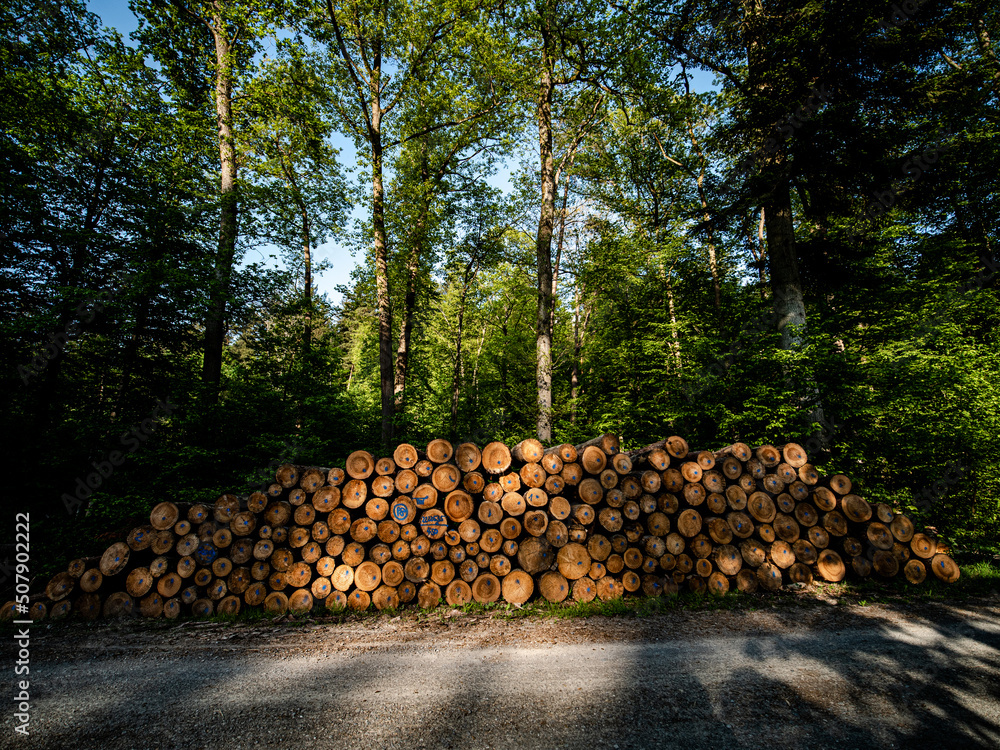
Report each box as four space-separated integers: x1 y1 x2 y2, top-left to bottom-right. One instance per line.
87 1 717 306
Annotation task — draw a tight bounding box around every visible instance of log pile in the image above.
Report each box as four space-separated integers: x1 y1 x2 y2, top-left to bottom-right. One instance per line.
7 435 961 621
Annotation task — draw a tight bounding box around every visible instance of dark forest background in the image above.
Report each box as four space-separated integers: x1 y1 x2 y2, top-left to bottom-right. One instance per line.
3 0 998 573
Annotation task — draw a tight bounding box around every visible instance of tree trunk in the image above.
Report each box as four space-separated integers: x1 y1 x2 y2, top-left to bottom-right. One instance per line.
203 10 238 401
370 109 394 449
534 20 556 442
451 267 471 442
394 149 430 416
301 206 312 353
763 171 805 350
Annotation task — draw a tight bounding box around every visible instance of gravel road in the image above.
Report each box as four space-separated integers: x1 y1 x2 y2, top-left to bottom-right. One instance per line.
4 597 999 750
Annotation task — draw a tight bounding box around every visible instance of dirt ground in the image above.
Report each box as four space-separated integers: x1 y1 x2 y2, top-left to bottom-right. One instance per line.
4 595 1000 749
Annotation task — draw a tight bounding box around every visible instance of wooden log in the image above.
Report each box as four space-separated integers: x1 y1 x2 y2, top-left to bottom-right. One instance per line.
646 511 671 538
769 540 796 569
524 510 549 537
100 542 130 577
501 569 534 604
930 553 960 583
544 474 566 495
347 590 371 611
725 486 747 511
501 491 526 517
556 543 591 580
788 562 813 584
346 450 375 479
462 471 486 495
736 569 758 593
910 533 937 559
677 509 702 537
370 475 395 499
715 544 742 576
807 525 830 549
458 559 478 582
126 526 154 551
393 443 419 469
482 442 512 474
404 557 429 583
431 463 461 493
740 539 766 567
755 445 781 467
841 494 872 523
299 467 328 492
580 445 607 474
500 517 522 539
792 539 818 565
705 517 732 545
575 433 619 456
875 502 894 524
747 493 776 524
756 562 783 591
444 579 472 606
430 560 456 586
814 548 846 582
773 514 801 543
683 482 705 506
595 575 623 600
539 571 570 602
150 501 182 530
472 573 501 602
705 571 729 595
890 514 915 542
372 584 401 611
774 491 795 514
828 474 852 495
612 453 633 475
443 490 474 522
599 468 619 489
822 510 849 537
342 479 367 509
872 549 899 577
851 554 872 577
904 559 926 584
794 502 819 528
715 442 751 461
866 521 894 550
46 572 76 601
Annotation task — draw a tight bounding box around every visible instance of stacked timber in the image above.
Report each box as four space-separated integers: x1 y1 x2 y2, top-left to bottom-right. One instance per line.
7 435 960 621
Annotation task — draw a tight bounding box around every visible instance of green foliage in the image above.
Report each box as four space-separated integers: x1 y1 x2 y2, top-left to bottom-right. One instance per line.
2 0 998 574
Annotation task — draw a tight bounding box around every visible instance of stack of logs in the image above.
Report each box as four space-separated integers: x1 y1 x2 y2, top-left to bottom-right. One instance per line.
8 435 961 621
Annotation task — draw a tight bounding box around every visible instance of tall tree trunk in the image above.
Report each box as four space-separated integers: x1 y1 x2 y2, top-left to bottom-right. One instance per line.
535 19 556 442
202 12 238 401
682 72 721 311
550 158 574 339
763 180 806 350
571 283 582 424
370 109 394 449
301 207 312 353
975 16 1000 101
451 272 470 442
394 154 430 416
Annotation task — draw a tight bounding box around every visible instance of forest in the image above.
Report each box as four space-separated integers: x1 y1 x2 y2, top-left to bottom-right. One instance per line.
3 0 998 573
